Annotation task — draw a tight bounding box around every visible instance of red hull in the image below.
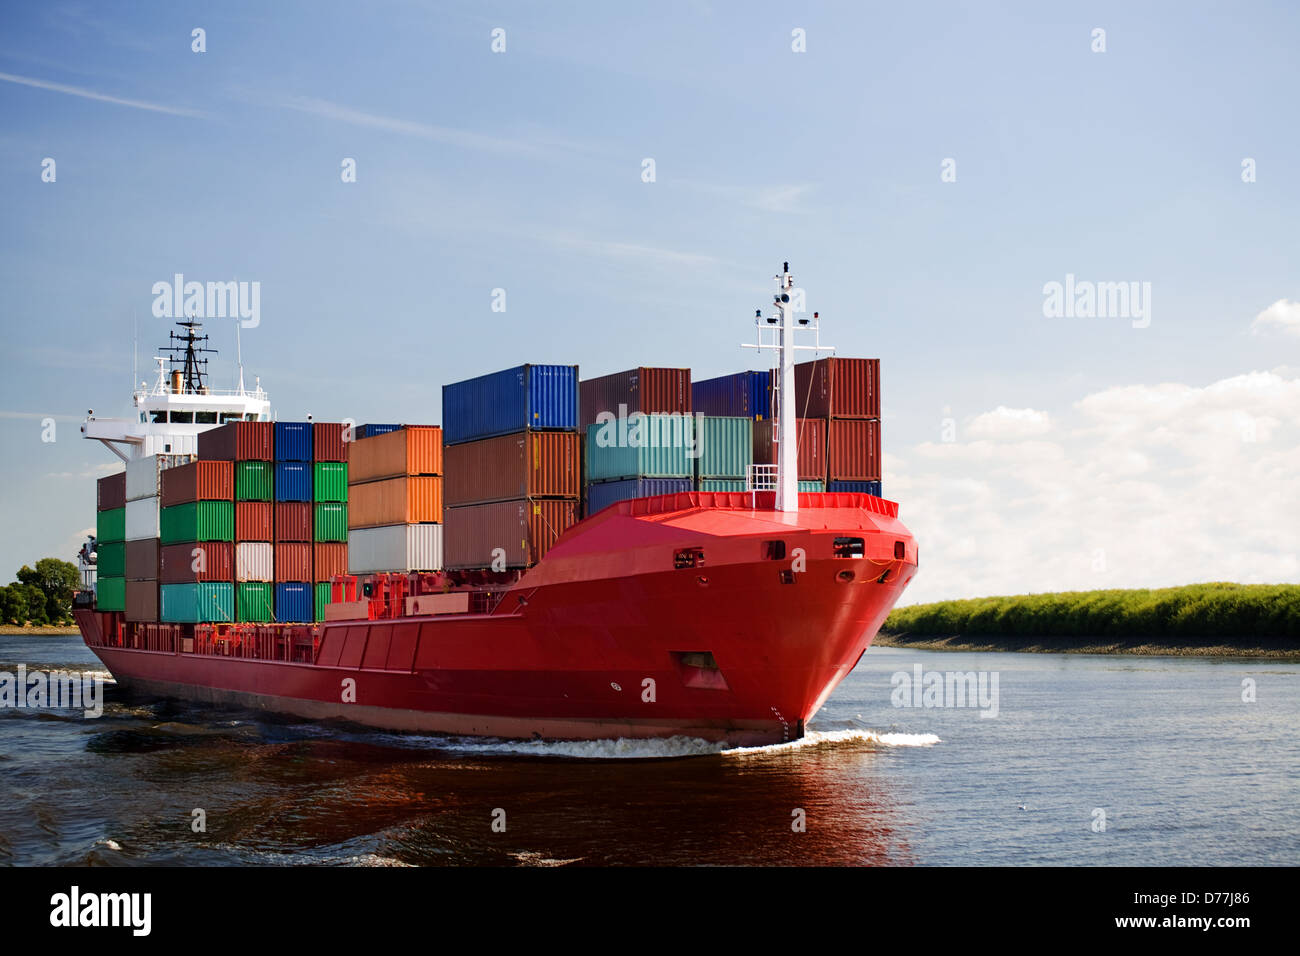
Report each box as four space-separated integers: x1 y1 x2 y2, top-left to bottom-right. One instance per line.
77 492 916 746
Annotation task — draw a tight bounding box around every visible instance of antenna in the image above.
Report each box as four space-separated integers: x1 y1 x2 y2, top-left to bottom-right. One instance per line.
236 321 245 394
159 320 217 393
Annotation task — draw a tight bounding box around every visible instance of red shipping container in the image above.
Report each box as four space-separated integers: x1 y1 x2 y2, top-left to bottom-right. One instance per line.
274 542 312 583
274 502 312 542
313 422 349 462
160 460 234 507
794 358 880 419
444 498 579 570
198 421 272 461
580 367 691 425
97 472 126 511
125 538 159 580
158 542 234 583
753 418 827 481
313 543 347 582
827 419 882 481
124 580 159 623
444 431 580 506
235 501 273 541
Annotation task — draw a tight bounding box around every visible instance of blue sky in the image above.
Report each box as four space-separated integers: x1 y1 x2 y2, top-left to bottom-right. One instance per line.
1 1 1296 601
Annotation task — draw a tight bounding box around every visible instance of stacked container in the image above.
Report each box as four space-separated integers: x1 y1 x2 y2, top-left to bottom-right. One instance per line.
94 471 127 612
198 421 269 621
579 366 691 426
273 422 315 622
584 413 696 512
752 418 829 483
347 425 443 574
693 416 753 489
122 453 191 621
793 357 882 492
158 460 235 622
312 422 350 621
691 371 771 420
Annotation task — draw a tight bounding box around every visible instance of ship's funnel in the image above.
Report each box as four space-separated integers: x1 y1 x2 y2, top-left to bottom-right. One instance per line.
171 369 183 394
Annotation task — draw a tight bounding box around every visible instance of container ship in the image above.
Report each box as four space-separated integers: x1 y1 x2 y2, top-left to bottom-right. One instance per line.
74 264 916 746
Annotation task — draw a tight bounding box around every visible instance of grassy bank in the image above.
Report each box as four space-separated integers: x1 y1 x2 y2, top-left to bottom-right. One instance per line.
879 583 1300 657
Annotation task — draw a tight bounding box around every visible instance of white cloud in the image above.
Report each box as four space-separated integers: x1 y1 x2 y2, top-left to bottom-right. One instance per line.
965 406 1052 440
1251 299 1300 337
0 71 203 117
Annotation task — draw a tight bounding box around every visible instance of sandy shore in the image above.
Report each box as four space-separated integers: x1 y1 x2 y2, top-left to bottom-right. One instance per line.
875 633 1300 659
0 626 79 635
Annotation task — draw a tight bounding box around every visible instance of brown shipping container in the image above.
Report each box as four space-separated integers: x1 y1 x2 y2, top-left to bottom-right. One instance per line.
198 421 273 461
348 476 443 529
444 498 580 570
124 579 159 623
793 358 881 420
274 542 312 583
236 501 273 541
125 538 160 580
160 460 234 507
97 472 126 511
580 367 691 425
158 541 234 584
348 425 443 483
753 418 828 481
312 422 349 462
827 419 882 481
274 502 312 542
313 543 348 582
444 431 580 506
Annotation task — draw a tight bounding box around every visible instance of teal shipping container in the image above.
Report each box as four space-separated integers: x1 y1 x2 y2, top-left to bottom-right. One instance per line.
160 582 235 623
697 478 825 492
585 414 695 482
695 416 753 480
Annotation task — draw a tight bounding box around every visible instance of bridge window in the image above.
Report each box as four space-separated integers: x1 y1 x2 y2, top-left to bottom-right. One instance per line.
244 413 257 421
195 411 217 424
151 411 167 423
220 412 241 423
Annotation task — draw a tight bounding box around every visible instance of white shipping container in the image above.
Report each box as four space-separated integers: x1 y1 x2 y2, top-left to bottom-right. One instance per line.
125 496 160 541
235 542 274 582
126 453 193 501
347 524 443 574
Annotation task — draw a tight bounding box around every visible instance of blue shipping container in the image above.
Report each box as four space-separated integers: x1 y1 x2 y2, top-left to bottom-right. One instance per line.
443 364 578 445
586 477 693 515
274 422 313 461
275 462 313 502
358 423 402 439
828 480 882 496
692 371 771 419
275 582 314 622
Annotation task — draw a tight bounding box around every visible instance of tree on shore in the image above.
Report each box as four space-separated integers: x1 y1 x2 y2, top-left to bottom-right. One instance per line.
1 559 80 625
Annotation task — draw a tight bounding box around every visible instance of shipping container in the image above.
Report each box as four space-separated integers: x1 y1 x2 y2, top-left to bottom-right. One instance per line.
96 575 125 612
159 541 234 584
584 415 695 482
274 502 312 542
312 462 348 502
444 498 579 569
800 480 826 492
580 367 691 426
124 496 160 542
695 416 753 479
443 364 579 445
97 471 126 511
691 371 771 420
793 357 881 419
236 582 274 623
235 542 274 582
274 461 312 502
235 501 273 541
348 476 442 528
827 419 882 481
348 426 443 483
312 422 349 462
586 477 693 514
272 542 311 583
159 501 234 545
126 454 190 501
358 423 402 439
313 542 347 581
96 540 125 577
235 461 274 500
160 582 234 623
96 507 125 543
697 479 746 492
752 418 827 482
275 582 313 623
314 503 348 542
347 524 444 574
198 421 272 461
445 431 580 506
273 421 313 462
314 582 332 623
828 480 882 496
125 538 159 580
160 460 234 507
124 579 158 623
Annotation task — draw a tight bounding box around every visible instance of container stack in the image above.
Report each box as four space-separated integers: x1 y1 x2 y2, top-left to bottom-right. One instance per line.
579 366 691 426
443 365 580 569
694 417 754 492
199 421 269 621
347 425 443 575
273 422 317 623
94 471 127 612
122 453 189 621
691 370 771 420
313 422 349 621
158 460 235 623
791 357 882 496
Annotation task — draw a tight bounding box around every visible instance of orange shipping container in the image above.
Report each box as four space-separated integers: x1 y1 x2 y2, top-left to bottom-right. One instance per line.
160 460 234 507
274 542 312 583
827 419 881 481
444 431 580 506
348 426 443 483
348 476 443 528
313 543 347 581
444 498 579 569
753 418 827 481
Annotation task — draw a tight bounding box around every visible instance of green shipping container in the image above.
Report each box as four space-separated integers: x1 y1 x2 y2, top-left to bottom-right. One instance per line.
314 503 347 542
97 540 126 577
585 415 695 482
313 463 348 503
314 581 332 622
236 582 274 623
96 507 126 544
160 582 234 623
696 416 753 480
799 480 825 492
160 501 234 545
699 479 746 492
235 461 274 501
96 575 125 611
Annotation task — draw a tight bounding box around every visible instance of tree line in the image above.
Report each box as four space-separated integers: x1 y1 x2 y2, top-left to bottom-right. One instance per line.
0 558 81 626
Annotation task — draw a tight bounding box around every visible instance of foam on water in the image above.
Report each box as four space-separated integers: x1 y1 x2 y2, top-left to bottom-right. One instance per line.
723 728 941 755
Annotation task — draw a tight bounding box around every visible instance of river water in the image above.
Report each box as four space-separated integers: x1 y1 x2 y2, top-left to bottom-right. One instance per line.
1 633 1294 866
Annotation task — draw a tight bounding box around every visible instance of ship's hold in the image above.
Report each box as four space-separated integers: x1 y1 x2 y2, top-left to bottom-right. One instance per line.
313 463 348 502
273 543 311 583
275 582 313 623
827 419 882 481
828 479 882 496
273 502 311 542
126 454 190 502
235 461 273 501
313 542 347 581
274 422 313 462
159 501 234 545
794 357 880 419
159 541 234 583
235 542 274 582
96 507 125 544
346 524 443 574
692 370 771 420
124 579 158 623
348 477 442 528
198 421 272 461
348 425 442 483
443 365 579 445
584 415 696 482
96 576 125 612
695 416 753 480
312 422 350 462
357 423 401 439
160 582 234 623
236 582 274 623
444 431 580 506
160 460 234 507
274 462 312 502
443 498 578 569
96 541 125 577
124 496 160 541
580 366 690 426
753 418 827 481
124 538 159 580
314 503 348 542
586 477 692 514
235 501 272 541
97 471 126 511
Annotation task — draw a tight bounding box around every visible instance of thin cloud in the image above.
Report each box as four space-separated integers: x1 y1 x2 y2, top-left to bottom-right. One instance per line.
1251 299 1300 337
0 71 204 117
